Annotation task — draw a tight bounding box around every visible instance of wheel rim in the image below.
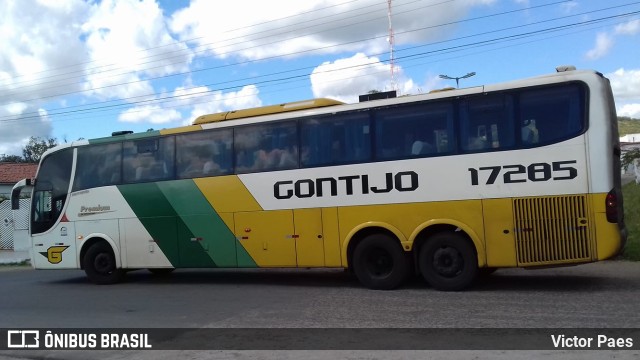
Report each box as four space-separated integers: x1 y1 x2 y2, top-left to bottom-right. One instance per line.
94 253 114 275
432 246 463 278
364 247 394 279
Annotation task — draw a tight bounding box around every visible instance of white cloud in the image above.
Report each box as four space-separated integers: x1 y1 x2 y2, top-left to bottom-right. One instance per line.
81 0 193 100
0 0 197 154
116 83 262 126
170 0 493 61
608 68 640 100
585 32 614 60
0 0 89 99
182 85 263 123
615 19 640 36
618 104 640 119
310 53 419 103
118 105 181 124
0 0 85 155
0 104 53 156
607 68 640 120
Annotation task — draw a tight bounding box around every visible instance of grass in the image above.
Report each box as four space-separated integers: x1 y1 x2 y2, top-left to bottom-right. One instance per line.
622 182 640 261
0 260 31 269
619 117 640 137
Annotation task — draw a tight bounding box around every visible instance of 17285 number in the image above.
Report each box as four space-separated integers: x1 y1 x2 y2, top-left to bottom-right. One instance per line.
468 160 577 186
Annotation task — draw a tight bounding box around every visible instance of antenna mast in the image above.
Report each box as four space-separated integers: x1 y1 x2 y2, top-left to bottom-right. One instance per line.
387 0 396 91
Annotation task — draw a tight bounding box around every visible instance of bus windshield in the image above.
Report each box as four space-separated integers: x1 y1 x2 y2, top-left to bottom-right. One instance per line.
31 148 73 234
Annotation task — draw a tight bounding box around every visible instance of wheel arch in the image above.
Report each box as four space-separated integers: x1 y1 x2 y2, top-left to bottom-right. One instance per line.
78 235 121 270
342 222 408 268
409 220 486 268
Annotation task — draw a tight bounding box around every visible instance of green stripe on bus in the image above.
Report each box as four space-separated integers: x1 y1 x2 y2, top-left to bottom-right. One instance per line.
157 181 256 267
118 182 216 268
89 130 162 145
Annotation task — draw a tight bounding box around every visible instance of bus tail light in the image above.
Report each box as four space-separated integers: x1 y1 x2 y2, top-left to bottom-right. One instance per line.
605 189 618 223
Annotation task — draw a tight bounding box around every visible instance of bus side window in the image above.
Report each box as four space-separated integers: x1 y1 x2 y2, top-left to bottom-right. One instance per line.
72 143 122 191
123 137 175 183
176 129 233 179
301 112 371 167
374 101 453 160
518 84 585 146
234 121 298 174
459 95 514 152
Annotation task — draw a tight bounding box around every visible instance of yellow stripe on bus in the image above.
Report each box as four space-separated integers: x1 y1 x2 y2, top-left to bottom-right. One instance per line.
194 176 262 214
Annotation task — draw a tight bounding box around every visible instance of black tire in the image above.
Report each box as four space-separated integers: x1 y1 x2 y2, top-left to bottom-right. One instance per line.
148 268 175 276
352 233 410 290
418 232 478 291
83 242 124 285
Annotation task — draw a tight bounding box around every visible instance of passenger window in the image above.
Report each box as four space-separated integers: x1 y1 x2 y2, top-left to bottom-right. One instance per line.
460 94 514 152
519 84 585 146
73 143 122 191
300 112 371 167
375 102 453 160
123 137 175 183
176 129 233 179
234 122 298 173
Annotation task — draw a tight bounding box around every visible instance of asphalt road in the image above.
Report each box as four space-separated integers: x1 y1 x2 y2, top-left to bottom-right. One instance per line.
0 260 639 359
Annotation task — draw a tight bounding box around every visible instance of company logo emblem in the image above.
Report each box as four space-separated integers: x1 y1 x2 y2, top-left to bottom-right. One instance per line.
39 246 69 264
7 330 39 348
78 204 113 217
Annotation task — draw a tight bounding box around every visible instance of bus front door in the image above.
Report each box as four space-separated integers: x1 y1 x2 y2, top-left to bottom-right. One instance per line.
31 189 77 269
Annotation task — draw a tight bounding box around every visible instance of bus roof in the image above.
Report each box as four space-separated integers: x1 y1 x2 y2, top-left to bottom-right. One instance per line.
192 98 344 125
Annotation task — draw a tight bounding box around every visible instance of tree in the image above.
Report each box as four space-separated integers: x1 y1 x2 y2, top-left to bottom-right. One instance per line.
22 136 58 163
622 148 640 170
0 154 24 163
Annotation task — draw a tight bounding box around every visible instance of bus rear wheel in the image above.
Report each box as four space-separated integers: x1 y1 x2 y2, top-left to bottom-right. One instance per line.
418 232 478 291
83 242 124 285
352 233 410 290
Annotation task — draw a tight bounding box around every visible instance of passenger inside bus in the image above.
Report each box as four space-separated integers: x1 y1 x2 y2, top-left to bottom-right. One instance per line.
521 119 540 145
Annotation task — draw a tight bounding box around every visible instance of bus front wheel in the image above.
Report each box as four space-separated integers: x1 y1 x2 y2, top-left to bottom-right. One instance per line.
352 233 410 290
83 242 124 285
418 232 478 291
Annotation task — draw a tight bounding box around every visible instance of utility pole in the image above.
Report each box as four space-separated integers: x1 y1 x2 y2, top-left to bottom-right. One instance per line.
387 0 396 91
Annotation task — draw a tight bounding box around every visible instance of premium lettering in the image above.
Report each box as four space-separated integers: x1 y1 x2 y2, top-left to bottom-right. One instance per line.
274 171 418 199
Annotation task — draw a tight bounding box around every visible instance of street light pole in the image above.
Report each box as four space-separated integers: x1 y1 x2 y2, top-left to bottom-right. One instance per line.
439 72 476 88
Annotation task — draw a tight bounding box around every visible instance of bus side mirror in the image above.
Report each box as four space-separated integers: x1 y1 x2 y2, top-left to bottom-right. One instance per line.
11 193 20 210
11 178 32 210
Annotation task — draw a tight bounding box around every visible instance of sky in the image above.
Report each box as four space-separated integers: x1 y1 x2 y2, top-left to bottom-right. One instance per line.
0 0 639 156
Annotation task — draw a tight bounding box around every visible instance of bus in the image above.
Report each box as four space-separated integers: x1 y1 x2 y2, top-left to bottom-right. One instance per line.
11 66 626 291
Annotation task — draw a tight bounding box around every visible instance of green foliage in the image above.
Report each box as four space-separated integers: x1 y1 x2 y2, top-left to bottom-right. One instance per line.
622 183 640 261
618 117 640 137
22 136 58 163
622 148 640 170
0 154 25 163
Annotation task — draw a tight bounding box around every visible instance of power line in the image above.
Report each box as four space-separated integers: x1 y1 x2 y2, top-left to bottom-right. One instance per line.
3 8 637 125
6 0 365 86
1 0 579 104
1 0 443 102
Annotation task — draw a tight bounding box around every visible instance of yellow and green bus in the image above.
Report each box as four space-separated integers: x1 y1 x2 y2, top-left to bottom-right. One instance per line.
12 66 626 290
